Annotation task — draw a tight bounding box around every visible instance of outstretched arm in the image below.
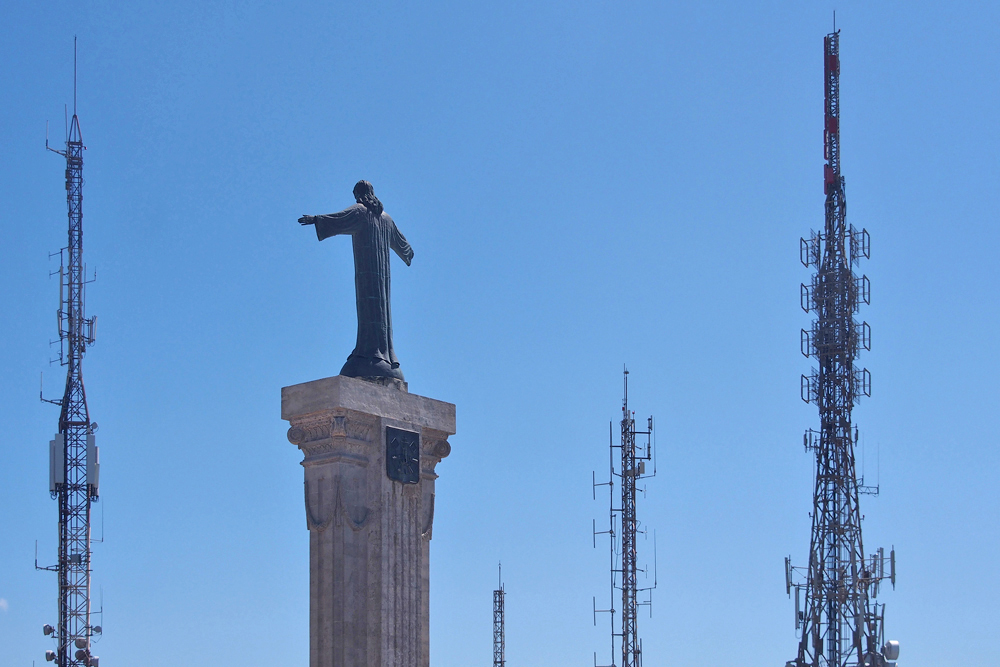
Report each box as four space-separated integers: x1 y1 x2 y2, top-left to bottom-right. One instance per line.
299 204 366 241
388 217 414 266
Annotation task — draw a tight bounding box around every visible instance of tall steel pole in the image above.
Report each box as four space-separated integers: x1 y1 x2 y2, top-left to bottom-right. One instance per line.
784 30 896 667
42 39 101 667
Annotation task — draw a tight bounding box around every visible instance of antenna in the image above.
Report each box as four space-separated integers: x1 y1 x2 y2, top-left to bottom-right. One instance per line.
593 368 657 667
785 29 898 667
651 530 658 592
73 36 77 116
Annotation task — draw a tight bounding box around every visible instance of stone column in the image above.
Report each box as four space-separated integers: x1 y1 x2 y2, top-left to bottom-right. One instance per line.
282 375 455 667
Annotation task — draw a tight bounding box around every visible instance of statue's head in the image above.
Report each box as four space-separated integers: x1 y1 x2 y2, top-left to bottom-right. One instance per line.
353 180 383 216
353 180 374 201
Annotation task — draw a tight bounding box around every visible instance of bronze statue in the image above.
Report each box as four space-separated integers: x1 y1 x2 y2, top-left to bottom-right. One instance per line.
299 181 413 380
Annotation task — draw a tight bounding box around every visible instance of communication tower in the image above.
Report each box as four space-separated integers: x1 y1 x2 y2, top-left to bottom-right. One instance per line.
493 564 505 667
593 369 655 667
38 39 102 667
784 29 899 667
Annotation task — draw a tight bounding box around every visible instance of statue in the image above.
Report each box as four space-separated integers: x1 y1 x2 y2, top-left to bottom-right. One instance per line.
299 180 413 381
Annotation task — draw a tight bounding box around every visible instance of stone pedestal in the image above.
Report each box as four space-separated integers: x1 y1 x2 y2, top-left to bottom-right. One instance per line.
282 375 455 667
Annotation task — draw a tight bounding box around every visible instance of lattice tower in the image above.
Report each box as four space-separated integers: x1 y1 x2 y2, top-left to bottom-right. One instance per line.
40 41 101 667
593 369 654 667
784 30 897 667
620 376 639 667
493 566 505 667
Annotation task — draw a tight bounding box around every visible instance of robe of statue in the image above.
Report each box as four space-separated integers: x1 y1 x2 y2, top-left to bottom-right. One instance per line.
312 204 413 380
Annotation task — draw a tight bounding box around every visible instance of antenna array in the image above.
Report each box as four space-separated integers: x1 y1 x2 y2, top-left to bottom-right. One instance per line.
593 369 655 667
784 30 898 667
39 38 102 667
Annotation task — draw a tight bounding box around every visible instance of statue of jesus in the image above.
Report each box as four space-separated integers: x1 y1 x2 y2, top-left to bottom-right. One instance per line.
298 180 413 381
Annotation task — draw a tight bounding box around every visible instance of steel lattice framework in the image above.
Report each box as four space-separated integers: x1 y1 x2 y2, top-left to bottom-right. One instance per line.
594 370 654 667
493 568 505 667
41 44 101 667
784 30 896 667
619 381 640 667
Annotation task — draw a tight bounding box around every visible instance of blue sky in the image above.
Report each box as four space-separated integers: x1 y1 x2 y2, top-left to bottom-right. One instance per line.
1 1 998 665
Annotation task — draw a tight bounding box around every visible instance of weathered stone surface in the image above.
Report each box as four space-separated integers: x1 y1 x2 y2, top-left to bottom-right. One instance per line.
281 374 455 667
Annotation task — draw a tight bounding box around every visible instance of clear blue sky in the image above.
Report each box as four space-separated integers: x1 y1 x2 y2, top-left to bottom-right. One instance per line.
2 1 998 666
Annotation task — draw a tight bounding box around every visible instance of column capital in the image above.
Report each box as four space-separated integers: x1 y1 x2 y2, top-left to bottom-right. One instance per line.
281 375 456 434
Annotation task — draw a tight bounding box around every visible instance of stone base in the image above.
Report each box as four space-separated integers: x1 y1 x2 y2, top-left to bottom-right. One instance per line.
282 375 455 667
